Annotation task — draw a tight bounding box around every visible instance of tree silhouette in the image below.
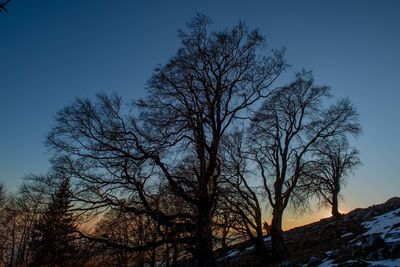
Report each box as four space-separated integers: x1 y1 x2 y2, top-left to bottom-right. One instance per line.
46 14 285 266
306 138 361 217
0 0 11 13
30 178 77 267
220 131 267 256
250 71 361 258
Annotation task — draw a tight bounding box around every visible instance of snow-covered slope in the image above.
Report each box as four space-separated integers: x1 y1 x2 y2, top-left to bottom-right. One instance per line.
362 208 400 243
217 197 400 267
317 206 400 267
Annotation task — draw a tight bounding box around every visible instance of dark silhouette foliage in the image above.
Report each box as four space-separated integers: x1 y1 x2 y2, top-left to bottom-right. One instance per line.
250 71 361 258
0 14 363 266
29 178 77 267
305 138 361 217
45 14 285 267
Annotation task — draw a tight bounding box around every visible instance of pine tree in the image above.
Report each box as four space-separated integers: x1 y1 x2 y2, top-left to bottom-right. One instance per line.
30 178 77 267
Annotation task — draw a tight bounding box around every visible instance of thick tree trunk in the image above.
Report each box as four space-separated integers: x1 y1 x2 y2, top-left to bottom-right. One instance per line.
221 238 228 253
331 188 341 217
253 235 267 257
195 202 216 267
270 208 287 259
253 221 267 257
331 177 341 217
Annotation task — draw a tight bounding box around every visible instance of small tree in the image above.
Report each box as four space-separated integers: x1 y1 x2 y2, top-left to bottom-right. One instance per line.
0 183 5 205
250 71 360 258
0 183 8 264
220 131 267 256
306 138 361 217
212 201 243 252
0 184 45 266
30 178 77 266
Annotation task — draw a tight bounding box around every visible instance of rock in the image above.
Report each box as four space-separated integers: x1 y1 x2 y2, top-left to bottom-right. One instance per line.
388 242 400 257
306 256 319 265
377 247 386 260
362 235 385 250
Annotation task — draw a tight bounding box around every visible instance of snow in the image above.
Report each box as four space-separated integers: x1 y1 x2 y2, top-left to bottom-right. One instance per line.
340 232 354 238
217 249 239 262
218 208 400 265
245 245 255 252
317 259 335 267
263 235 271 241
225 250 239 257
362 208 400 243
318 258 400 267
217 235 271 262
366 258 400 266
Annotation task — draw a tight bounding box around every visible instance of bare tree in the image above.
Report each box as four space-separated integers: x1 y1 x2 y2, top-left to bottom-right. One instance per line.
135 14 285 265
212 200 243 252
0 183 5 206
0 0 10 13
94 209 161 267
46 14 285 266
250 71 361 258
0 183 8 265
220 131 267 256
0 184 45 267
305 138 361 217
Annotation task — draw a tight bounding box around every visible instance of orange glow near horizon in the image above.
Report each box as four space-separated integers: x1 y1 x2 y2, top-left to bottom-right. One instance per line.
78 204 355 234
282 204 352 231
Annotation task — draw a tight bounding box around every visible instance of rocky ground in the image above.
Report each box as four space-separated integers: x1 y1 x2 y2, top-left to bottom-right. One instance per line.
216 197 400 267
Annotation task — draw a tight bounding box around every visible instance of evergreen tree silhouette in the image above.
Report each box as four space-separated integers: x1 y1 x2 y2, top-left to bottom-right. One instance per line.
30 178 76 267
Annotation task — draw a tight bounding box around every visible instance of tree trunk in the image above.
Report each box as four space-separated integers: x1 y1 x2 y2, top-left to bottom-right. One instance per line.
331 177 341 217
172 244 178 267
270 208 287 259
253 236 267 257
331 188 341 217
221 223 229 253
253 221 267 258
195 202 216 267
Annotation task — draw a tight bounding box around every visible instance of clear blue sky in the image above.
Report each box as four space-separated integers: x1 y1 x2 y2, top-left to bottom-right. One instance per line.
1 1 399 212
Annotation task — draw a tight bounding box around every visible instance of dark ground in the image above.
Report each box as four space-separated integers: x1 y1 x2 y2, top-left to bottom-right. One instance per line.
216 197 400 267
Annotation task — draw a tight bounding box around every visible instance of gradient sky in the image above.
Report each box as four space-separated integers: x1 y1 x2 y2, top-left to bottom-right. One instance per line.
1 0 399 229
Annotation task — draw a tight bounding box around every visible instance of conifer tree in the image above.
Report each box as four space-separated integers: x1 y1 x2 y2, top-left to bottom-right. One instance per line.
30 178 76 266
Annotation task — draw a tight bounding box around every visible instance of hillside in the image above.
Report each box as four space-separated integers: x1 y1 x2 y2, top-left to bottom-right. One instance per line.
216 197 400 267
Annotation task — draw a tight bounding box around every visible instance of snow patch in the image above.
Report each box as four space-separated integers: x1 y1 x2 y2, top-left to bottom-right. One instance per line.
366 258 400 266
217 249 239 262
263 235 271 241
324 250 333 255
317 259 335 267
362 208 400 243
245 245 255 252
341 232 354 238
